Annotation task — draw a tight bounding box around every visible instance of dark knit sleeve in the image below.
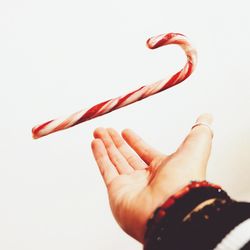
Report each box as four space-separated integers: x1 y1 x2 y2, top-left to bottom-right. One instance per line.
144 183 250 250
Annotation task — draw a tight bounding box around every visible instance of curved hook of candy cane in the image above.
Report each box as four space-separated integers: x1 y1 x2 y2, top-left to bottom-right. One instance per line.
32 32 197 139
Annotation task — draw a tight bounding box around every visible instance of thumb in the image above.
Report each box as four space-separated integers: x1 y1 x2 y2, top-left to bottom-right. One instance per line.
177 113 214 171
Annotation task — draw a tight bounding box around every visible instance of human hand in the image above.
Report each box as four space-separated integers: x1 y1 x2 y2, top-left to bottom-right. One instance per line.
91 114 213 243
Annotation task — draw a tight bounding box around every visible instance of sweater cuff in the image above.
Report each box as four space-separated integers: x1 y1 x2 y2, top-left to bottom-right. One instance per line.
144 181 248 250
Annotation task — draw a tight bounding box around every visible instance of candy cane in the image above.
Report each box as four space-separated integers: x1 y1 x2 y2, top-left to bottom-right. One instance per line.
32 32 197 139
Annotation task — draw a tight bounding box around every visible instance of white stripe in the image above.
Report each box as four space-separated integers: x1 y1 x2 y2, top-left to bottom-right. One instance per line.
214 218 250 250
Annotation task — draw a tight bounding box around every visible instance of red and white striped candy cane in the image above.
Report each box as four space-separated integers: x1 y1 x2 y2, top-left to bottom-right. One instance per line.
32 32 197 139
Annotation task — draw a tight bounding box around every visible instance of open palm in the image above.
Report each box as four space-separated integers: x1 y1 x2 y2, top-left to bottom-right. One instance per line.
91 114 213 243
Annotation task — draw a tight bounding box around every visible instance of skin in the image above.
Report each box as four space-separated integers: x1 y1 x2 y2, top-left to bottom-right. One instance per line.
91 113 213 243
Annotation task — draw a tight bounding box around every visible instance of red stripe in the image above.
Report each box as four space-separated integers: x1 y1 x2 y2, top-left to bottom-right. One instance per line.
32 120 53 138
112 86 145 110
74 100 111 125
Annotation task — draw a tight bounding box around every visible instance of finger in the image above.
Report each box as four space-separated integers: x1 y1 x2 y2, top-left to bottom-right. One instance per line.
178 113 214 168
93 128 134 174
91 139 119 186
107 128 148 170
121 129 164 165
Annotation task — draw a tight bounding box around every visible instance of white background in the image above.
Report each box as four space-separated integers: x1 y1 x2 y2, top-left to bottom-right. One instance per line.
0 0 250 249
